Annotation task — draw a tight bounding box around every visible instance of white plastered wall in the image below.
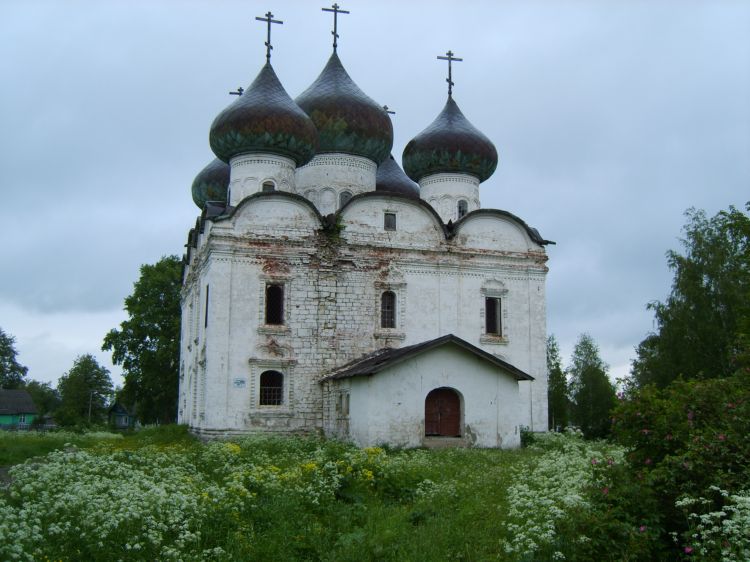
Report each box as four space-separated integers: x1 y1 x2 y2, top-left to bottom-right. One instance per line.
343 345 522 448
295 153 377 215
228 153 296 205
419 172 480 222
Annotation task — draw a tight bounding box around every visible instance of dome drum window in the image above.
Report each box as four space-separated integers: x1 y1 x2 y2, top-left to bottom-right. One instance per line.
262 180 276 192
457 199 468 219
339 190 353 208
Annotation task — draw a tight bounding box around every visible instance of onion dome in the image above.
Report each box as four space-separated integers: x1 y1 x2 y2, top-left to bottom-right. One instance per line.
402 97 498 183
295 53 393 165
209 63 318 166
376 155 419 199
191 158 230 209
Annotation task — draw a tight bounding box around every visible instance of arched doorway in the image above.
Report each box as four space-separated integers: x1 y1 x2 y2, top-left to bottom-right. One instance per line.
424 388 461 437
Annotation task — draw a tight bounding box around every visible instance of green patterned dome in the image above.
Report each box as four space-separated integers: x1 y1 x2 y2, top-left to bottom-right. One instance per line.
210 63 318 166
191 158 230 209
295 53 393 165
402 96 498 183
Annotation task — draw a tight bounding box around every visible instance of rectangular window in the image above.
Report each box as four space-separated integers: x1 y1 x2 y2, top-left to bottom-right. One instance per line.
204 285 209 328
485 297 502 336
265 284 284 325
384 212 396 231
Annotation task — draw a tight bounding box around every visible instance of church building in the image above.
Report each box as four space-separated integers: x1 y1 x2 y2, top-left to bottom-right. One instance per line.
178 6 552 448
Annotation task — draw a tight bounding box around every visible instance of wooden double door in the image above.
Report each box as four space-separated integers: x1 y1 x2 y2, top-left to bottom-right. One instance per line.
424 388 461 437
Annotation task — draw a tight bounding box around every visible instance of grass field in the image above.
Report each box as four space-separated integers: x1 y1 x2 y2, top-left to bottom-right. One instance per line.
0 427 648 561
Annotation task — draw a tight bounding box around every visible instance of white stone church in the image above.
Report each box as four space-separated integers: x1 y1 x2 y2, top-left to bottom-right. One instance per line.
178 9 551 448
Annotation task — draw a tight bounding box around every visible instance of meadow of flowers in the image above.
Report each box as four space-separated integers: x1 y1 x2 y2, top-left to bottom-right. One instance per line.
0 426 747 561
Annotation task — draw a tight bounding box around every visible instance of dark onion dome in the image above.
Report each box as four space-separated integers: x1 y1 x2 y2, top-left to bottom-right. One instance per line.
295 53 393 165
191 158 230 209
210 63 318 166
402 96 498 183
376 155 420 199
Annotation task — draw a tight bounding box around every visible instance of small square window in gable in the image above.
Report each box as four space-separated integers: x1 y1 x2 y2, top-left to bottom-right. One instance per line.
384 212 396 231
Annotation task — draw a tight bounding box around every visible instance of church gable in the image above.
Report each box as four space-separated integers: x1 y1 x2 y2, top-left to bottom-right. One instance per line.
452 211 550 253
338 194 445 249
221 193 322 238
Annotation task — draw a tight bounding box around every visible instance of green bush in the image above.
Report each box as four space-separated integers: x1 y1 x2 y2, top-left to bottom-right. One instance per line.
612 370 750 554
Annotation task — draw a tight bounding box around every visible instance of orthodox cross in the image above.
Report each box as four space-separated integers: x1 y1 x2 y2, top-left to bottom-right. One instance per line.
229 87 244 96
437 50 463 97
322 3 349 53
255 11 283 62
382 105 395 115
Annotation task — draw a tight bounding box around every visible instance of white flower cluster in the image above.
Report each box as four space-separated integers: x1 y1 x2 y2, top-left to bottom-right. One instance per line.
0 436 433 560
500 431 626 559
676 486 750 561
0 446 218 561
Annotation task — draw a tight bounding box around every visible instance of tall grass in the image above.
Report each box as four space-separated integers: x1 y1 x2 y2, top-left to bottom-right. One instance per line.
0 427 648 561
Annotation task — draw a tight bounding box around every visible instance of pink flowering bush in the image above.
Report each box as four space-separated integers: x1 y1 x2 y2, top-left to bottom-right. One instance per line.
612 370 750 558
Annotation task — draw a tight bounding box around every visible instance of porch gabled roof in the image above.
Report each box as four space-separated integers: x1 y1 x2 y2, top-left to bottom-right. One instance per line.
320 334 534 382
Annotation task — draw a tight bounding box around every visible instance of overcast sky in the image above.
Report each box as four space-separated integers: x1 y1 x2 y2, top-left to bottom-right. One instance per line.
1 0 748 388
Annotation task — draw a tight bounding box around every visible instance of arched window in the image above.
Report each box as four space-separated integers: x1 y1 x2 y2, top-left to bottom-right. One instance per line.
262 181 276 192
457 199 468 219
339 190 353 208
381 291 396 328
259 370 283 405
265 284 284 325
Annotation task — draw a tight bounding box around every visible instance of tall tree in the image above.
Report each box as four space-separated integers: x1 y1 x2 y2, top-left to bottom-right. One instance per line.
547 335 569 431
56 354 113 426
632 204 750 388
23 380 61 417
568 333 616 439
0 327 28 389
102 255 181 424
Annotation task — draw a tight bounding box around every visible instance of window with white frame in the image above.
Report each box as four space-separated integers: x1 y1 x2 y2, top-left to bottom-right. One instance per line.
481 280 508 341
